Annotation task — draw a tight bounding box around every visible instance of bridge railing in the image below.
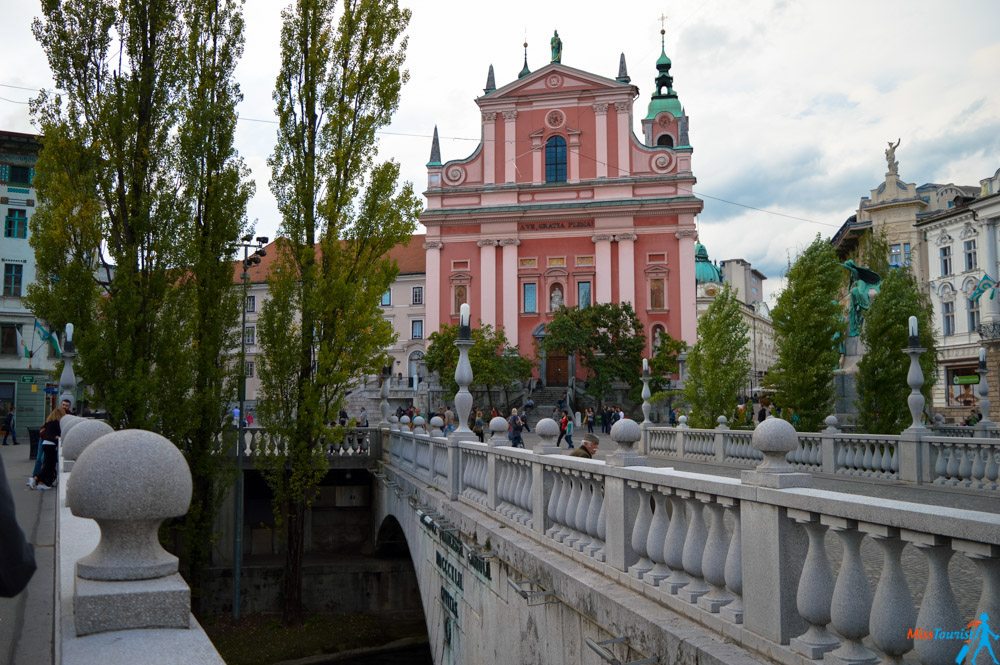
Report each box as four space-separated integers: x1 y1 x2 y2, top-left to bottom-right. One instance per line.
381 420 1000 665
646 420 1000 491
222 426 380 463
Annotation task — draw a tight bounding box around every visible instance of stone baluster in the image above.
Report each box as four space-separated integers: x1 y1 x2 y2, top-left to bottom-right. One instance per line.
555 473 575 543
697 496 733 612
788 511 840 659
499 461 512 515
946 445 961 484
953 540 1000 623
680 492 710 603
661 492 689 595
518 464 533 524
824 518 878 665
862 524 915 665
573 476 593 551
907 533 962 665
720 499 743 624
66 430 193 635
972 444 988 488
584 482 603 558
595 490 607 562
627 483 654 579
643 489 671 586
986 448 1000 489
546 469 564 538
564 473 584 547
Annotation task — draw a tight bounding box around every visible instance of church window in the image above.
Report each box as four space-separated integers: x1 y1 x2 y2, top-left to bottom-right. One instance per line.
965 240 977 271
649 278 665 310
656 134 674 148
545 135 567 183
523 283 537 313
577 281 591 308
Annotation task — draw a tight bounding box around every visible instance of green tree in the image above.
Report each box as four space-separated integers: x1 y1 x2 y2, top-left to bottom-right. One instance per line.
857 267 937 433
649 330 687 406
257 0 420 624
767 235 845 430
423 323 532 410
541 303 646 404
29 0 252 610
683 284 750 427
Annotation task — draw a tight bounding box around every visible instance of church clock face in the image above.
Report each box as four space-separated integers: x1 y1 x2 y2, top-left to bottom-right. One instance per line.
705 284 719 297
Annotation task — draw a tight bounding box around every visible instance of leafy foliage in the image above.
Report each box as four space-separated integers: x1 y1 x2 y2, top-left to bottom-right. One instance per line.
423 323 532 406
541 303 647 404
857 267 937 433
256 0 419 624
767 236 845 431
649 330 687 404
682 284 750 427
29 0 252 611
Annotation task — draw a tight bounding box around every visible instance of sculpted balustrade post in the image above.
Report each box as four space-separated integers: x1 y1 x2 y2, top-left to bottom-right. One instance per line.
627 483 654 579
486 418 507 511
824 518 878 665
788 510 839 659
719 498 744 624
714 416 728 463
821 415 839 474
697 496 733 612
906 532 962 665
861 524 915 665
679 492 710 603
740 417 809 644
531 458 551 535
643 489 671 586
660 491 689 595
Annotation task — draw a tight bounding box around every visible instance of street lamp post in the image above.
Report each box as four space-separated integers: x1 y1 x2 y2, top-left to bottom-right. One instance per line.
233 234 268 621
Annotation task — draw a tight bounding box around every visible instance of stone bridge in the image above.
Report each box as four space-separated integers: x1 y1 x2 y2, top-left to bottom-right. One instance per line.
374 416 1000 665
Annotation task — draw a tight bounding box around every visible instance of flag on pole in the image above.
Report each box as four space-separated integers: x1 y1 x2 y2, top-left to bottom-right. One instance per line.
15 328 29 358
34 320 62 358
970 274 998 302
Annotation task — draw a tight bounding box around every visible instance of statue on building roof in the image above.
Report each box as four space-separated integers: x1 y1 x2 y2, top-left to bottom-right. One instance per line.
843 259 882 337
550 30 562 63
885 138 900 176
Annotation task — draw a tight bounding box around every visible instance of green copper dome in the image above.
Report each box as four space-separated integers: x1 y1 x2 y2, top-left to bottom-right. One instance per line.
695 242 723 284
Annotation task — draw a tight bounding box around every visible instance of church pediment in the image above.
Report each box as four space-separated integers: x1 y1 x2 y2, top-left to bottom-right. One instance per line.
481 63 633 103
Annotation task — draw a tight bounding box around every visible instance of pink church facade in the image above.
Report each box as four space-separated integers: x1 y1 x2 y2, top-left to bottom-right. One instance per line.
421 42 702 386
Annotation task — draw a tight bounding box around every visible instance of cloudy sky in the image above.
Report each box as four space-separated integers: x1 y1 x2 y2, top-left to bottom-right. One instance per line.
3 0 999 303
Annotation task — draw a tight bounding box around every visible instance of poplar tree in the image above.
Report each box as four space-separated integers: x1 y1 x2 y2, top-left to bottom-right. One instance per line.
857 268 937 433
682 284 750 428
767 235 845 430
29 0 252 609
256 0 420 624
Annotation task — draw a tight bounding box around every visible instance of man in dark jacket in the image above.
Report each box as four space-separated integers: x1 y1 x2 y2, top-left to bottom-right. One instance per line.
569 433 599 459
0 450 35 596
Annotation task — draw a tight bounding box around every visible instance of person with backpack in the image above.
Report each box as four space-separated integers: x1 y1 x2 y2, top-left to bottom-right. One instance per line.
508 408 524 448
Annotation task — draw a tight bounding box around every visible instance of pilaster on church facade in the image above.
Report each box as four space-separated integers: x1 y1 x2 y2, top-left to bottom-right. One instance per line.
420 34 703 385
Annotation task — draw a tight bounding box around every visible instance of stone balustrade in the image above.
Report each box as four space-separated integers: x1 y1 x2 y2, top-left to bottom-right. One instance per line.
647 419 1000 490
382 419 1000 665
224 426 379 463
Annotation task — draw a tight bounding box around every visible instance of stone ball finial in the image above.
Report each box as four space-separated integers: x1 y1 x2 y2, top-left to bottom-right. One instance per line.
489 416 509 446
823 415 840 433
716 415 729 429
535 417 559 443
429 416 444 437
399 415 411 428
412 416 426 434
60 414 85 438
751 416 798 473
677 415 688 428
610 417 641 448
389 415 400 431
62 419 114 461
67 430 193 581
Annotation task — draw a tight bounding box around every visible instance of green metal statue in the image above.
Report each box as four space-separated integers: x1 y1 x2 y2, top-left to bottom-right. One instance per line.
550 30 562 63
843 259 882 337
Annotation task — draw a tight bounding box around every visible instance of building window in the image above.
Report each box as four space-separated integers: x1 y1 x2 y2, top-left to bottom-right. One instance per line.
7 165 31 185
943 301 955 336
940 246 952 277
650 278 665 310
545 135 567 183
245 295 256 313
380 289 391 306
3 264 23 297
411 286 423 305
969 298 981 333
245 361 255 378
656 134 674 147
453 284 467 314
1 323 20 355
523 283 537 313
889 243 912 267
4 209 27 239
244 326 255 346
411 320 424 340
965 239 978 272
577 281 591 308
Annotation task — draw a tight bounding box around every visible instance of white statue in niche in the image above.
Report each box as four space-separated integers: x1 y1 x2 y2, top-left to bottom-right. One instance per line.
550 286 563 310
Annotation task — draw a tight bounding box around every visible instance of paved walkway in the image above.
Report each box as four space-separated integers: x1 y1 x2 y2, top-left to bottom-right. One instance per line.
0 444 55 665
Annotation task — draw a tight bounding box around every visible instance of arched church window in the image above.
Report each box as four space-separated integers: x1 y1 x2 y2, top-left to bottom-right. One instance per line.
656 134 674 148
545 135 567 183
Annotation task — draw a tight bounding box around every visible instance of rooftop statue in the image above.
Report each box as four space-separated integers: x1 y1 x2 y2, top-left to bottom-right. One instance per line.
550 30 562 63
885 138 900 175
843 259 882 337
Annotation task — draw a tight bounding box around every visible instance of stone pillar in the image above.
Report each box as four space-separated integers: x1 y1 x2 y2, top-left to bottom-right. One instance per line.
67 430 194 635
500 239 520 346
616 232 636 305
424 240 442 335
676 227 698 346
614 101 630 176
478 240 498 327
740 418 810 645
482 112 496 185
568 130 580 183
593 235 613 304
593 103 609 178
503 109 517 184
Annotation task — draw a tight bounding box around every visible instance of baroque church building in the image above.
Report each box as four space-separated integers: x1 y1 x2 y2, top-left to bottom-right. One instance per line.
420 32 703 386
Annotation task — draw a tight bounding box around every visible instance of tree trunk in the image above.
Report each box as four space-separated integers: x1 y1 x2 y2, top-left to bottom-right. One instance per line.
282 495 307 625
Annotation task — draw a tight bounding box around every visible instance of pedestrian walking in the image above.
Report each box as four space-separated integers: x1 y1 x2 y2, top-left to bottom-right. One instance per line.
2 406 17 445
508 408 524 448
